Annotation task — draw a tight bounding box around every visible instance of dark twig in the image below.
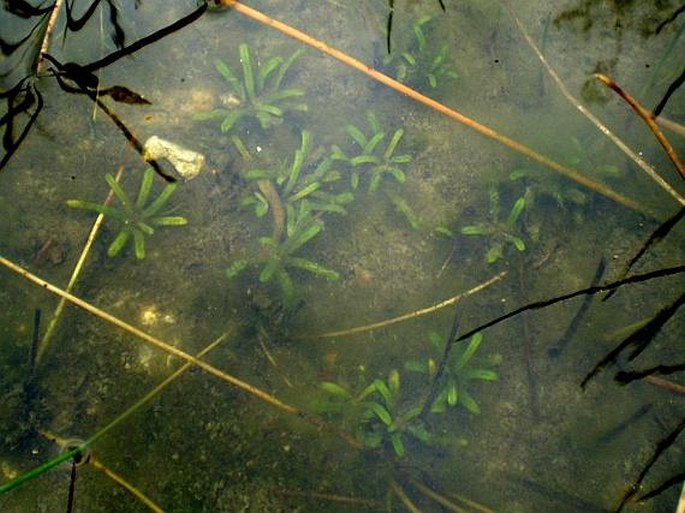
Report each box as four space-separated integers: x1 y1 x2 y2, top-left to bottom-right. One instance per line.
453 265 685 348
613 416 685 513
652 66 685 117
581 292 685 388
595 73 685 180
604 206 684 301
615 363 685 384
420 305 461 418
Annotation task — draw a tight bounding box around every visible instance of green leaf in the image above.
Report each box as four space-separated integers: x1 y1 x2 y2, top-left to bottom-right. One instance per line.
136 167 155 208
460 225 489 236
447 381 458 406
404 360 428 373
510 236 526 252
151 216 188 226
66 199 126 220
273 47 306 90
346 124 367 148
388 369 400 394
466 369 498 381
143 181 178 217
287 257 339 281
259 258 280 282
226 259 249 279
239 43 256 100
460 389 481 414
485 243 503 264
363 131 385 155
319 381 352 398
368 402 392 425
105 173 133 213
506 197 526 226
258 56 282 91
215 58 241 95
220 110 243 133
133 230 146 259
390 432 405 457
372 379 392 405
107 230 130 257
457 332 483 370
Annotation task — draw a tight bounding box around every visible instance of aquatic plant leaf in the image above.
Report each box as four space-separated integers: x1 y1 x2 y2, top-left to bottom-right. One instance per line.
460 389 481 414
390 432 405 456
461 225 490 236
457 332 483 370
384 129 404 160
245 169 273 180
265 88 306 102
136 167 154 208
255 103 284 117
273 48 306 90
466 369 498 381
105 173 133 213
391 155 412 164
136 221 155 236
259 258 280 282
388 369 400 394
506 197 526 225
357 382 379 401
65 199 126 221
386 189 419 229
133 229 146 259
346 124 368 148
239 44 256 100
319 381 352 398
193 109 230 121
407 424 430 443
214 59 241 95
485 243 503 264
282 221 323 255
401 52 417 66
447 381 458 406
258 56 283 91
369 173 382 192
143 180 178 216
368 402 392 425
387 168 406 183
107 230 130 257
349 154 380 166
509 236 526 252
287 257 340 281
367 111 381 133
150 216 187 226
372 378 393 405
428 73 437 88
226 259 249 279
220 111 243 133
364 131 385 155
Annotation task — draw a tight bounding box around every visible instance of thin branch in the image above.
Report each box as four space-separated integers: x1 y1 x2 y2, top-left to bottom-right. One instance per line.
595 73 685 181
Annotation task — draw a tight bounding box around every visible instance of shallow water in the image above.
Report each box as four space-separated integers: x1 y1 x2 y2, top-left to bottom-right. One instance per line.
1 1 684 512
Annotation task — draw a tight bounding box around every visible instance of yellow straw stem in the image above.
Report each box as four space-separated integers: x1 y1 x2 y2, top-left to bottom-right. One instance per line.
90 456 165 513
594 73 685 181
37 166 126 364
0 254 298 415
221 1 640 212
311 271 507 339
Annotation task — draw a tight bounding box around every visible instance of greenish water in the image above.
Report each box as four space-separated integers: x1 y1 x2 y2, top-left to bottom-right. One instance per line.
1 1 684 512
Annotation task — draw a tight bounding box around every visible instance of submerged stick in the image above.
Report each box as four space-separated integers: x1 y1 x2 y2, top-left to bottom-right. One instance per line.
310 271 506 339
595 73 685 181
506 3 685 206
37 165 125 364
220 1 641 212
548 257 606 358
